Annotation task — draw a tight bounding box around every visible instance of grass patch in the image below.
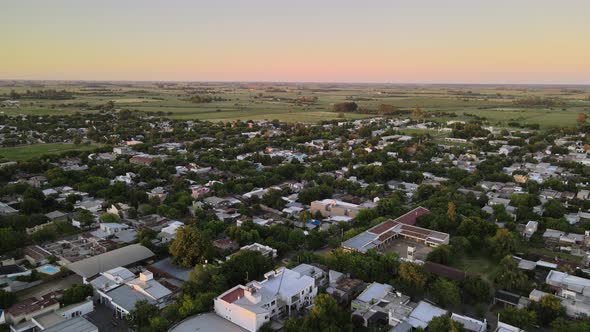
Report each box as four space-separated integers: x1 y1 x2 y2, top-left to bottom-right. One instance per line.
0 143 99 161
451 255 499 283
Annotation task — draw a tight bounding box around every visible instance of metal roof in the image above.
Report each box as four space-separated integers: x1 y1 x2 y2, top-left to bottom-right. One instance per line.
42 317 97 332
67 244 154 278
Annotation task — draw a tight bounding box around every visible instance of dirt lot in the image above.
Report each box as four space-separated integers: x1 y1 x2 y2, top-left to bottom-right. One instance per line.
380 239 433 261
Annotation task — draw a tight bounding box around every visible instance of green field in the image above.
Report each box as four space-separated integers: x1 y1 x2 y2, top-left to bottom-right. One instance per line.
1 81 589 125
0 143 99 161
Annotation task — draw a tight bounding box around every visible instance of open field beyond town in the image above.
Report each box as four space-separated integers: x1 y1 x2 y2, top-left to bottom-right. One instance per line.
1 81 589 127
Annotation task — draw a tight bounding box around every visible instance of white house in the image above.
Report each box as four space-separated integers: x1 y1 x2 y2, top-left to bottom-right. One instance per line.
158 221 184 243
214 267 318 332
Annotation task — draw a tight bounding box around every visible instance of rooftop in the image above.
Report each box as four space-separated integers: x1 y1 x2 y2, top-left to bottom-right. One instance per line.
43 317 98 332
67 244 154 279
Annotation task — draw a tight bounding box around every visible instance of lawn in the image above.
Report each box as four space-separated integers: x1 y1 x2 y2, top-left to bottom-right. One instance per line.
0 143 100 161
451 255 500 283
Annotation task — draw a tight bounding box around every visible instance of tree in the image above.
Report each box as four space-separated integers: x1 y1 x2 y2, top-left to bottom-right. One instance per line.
447 201 457 223
75 209 95 227
535 294 566 326
288 228 306 248
261 189 285 210
489 228 518 259
498 306 536 330
147 316 170 332
0 228 20 254
430 279 461 308
0 289 17 308
427 245 453 265
576 113 587 124
494 256 528 291
460 276 491 304
551 317 590 332
543 199 565 218
169 225 214 268
61 284 93 306
298 294 352 332
333 102 358 113
136 227 158 246
128 300 159 329
428 315 465 332
221 250 273 286
398 262 427 297
99 213 120 223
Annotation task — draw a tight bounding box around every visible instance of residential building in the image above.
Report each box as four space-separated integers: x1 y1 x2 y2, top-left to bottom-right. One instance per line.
351 282 415 328
91 268 173 318
214 267 318 332
326 270 364 304
310 199 364 219
227 243 277 260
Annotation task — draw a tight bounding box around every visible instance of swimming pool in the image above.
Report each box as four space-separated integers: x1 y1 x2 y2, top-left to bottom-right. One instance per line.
37 265 60 274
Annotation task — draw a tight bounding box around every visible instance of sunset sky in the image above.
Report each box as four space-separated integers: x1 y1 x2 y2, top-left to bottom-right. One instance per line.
1 0 589 84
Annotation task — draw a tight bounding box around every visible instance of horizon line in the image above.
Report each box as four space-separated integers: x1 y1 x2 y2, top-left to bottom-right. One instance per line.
1 79 590 87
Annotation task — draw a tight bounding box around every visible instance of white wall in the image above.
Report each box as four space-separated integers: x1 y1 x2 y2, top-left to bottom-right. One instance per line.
214 299 268 332
59 299 94 318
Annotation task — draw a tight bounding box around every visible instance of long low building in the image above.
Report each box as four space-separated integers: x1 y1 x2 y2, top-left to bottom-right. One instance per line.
342 207 449 253
67 244 155 281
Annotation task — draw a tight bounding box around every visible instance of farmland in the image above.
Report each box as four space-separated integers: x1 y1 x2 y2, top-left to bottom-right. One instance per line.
0 143 100 161
1 81 589 127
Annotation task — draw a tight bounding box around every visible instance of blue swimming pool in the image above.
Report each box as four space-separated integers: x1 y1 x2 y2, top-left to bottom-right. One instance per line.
38 265 60 274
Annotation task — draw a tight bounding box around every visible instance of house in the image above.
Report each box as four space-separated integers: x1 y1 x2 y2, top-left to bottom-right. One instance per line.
75 199 104 213
351 282 393 311
351 282 415 328
326 270 364 304
92 268 173 319
129 154 164 166
530 288 590 318
91 223 130 239
204 196 231 208
523 221 538 239
546 270 590 295
213 238 239 252
214 267 318 332
35 316 98 332
45 211 68 223
494 290 530 309
450 313 486 332
158 221 184 243
3 291 93 332
107 203 133 219
190 185 211 199
24 245 53 266
242 188 267 200
310 199 366 219
0 202 18 215
112 172 136 185
407 301 447 329
291 264 327 288
577 190 590 200
147 187 168 201
0 264 31 279
495 321 524 332
227 243 277 260
147 257 191 283
113 146 134 155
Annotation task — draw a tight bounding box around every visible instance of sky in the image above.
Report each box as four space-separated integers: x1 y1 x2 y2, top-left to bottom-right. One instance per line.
1 0 589 84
